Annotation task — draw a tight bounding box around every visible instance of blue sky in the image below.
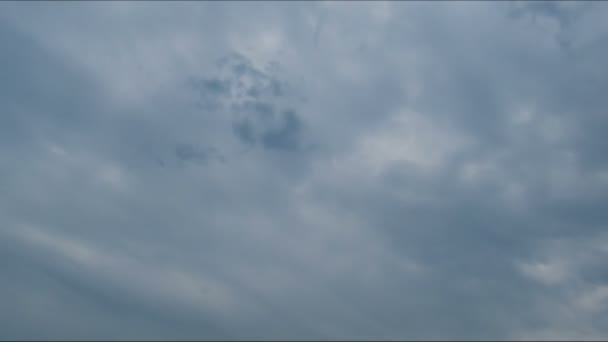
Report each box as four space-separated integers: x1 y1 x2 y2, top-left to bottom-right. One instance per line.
2 1 608 339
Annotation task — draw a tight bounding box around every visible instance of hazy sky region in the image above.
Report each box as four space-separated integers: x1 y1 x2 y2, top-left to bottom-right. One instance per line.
2 1 608 340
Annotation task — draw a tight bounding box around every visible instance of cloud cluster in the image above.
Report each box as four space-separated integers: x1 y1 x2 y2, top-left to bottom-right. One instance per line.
2 1 608 339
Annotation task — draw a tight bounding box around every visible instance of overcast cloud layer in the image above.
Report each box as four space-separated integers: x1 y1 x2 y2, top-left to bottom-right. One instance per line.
2 1 608 340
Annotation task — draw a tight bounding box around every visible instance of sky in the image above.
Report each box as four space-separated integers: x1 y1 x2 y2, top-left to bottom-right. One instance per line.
1 1 608 340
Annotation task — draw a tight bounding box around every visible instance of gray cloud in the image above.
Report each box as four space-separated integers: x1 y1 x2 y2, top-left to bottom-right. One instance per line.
2 1 608 340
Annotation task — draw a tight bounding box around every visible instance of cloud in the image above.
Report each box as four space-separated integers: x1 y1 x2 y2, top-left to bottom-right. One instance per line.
1 1 608 340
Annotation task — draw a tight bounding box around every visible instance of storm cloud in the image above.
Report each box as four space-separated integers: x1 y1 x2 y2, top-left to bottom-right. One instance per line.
2 1 608 340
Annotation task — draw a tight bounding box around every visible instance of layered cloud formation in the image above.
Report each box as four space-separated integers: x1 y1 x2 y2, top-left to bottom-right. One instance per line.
2 1 608 339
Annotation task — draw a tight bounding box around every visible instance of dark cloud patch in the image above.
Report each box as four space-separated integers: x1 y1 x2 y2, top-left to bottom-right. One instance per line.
231 107 305 152
212 53 289 101
232 119 256 146
195 53 294 105
261 109 302 151
189 78 231 97
507 1 593 25
187 52 308 153
174 143 223 165
241 100 276 118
